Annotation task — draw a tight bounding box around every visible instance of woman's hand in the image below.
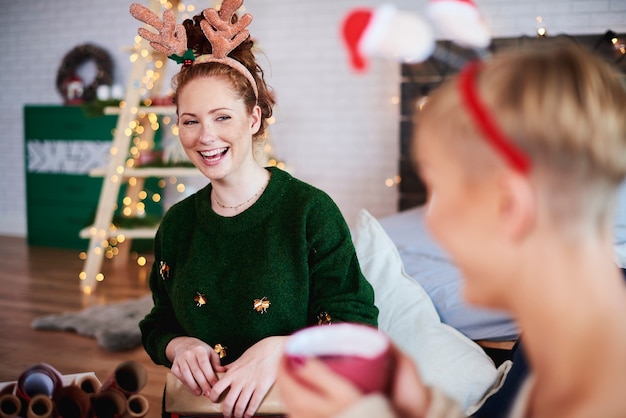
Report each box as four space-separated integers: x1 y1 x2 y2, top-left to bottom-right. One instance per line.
208 336 286 418
276 355 362 418
276 342 431 418
166 336 225 397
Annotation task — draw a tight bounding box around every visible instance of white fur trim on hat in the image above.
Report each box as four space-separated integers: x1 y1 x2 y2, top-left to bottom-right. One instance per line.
428 0 491 49
360 4 435 64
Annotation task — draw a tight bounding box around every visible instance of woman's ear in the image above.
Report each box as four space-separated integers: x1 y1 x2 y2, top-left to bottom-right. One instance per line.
250 105 262 135
497 172 536 241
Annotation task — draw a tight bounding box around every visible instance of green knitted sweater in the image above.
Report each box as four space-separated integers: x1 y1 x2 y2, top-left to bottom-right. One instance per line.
140 167 379 366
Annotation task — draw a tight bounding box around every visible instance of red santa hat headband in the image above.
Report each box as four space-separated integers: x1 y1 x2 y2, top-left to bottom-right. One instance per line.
458 61 531 174
341 0 491 73
342 4 435 72
341 1 528 173
129 0 258 99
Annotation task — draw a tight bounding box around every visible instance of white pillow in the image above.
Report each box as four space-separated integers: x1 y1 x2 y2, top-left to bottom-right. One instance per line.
353 209 506 412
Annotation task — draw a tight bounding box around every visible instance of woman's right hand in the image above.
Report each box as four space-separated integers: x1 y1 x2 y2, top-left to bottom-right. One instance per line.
166 336 226 396
276 341 431 418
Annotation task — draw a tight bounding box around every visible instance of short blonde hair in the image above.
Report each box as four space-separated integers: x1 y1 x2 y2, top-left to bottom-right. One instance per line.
416 42 626 223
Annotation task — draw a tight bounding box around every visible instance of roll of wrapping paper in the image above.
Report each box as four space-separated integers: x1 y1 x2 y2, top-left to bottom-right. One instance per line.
0 393 22 418
53 384 92 418
123 393 149 418
15 363 63 403
26 394 54 418
91 388 127 418
73 374 102 395
100 361 147 397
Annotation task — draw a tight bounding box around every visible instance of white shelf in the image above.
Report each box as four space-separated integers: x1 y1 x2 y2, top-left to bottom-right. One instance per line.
103 105 176 115
80 226 158 240
89 166 201 178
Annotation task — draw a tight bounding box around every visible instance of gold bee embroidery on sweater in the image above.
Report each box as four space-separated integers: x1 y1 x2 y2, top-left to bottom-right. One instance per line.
317 311 332 325
194 292 207 307
214 344 227 359
159 261 170 280
253 297 270 314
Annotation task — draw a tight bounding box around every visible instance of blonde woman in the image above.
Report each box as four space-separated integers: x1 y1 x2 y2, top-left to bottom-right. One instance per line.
278 43 626 418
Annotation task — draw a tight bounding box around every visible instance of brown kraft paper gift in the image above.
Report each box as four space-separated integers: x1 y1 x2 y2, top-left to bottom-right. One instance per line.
165 372 286 417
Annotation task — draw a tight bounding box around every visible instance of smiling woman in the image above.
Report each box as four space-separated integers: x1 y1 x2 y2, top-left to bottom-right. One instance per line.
129 1 379 417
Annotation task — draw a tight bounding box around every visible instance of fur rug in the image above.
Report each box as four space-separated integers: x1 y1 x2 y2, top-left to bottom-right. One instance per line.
31 295 153 352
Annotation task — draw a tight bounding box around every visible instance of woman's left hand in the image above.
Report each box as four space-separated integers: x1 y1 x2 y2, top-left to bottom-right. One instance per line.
208 335 286 418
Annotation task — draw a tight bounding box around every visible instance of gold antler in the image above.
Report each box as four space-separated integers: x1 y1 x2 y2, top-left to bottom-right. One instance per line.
200 0 253 58
130 3 188 57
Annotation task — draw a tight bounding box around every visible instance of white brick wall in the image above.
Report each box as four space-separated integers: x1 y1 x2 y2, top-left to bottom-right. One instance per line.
1 0 625 237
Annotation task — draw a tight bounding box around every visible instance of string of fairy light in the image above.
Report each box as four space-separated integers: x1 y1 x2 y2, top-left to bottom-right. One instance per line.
79 0 196 291
78 0 285 294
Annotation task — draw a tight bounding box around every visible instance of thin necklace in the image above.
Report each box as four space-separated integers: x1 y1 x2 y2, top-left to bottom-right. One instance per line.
213 173 270 211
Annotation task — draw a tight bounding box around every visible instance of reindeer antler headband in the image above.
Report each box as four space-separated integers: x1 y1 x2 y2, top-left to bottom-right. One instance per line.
129 0 258 99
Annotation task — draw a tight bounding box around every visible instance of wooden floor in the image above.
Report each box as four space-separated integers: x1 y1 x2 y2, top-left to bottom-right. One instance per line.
0 235 165 418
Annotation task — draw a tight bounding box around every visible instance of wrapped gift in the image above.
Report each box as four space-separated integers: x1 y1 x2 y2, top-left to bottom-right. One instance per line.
165 372 285 418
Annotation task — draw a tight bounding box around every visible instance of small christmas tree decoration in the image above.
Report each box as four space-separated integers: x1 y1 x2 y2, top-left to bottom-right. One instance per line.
341 4 435 72
427 0 491 49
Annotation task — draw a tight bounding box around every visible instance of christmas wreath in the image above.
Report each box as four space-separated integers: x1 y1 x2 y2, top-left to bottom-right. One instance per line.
56 43 114 103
